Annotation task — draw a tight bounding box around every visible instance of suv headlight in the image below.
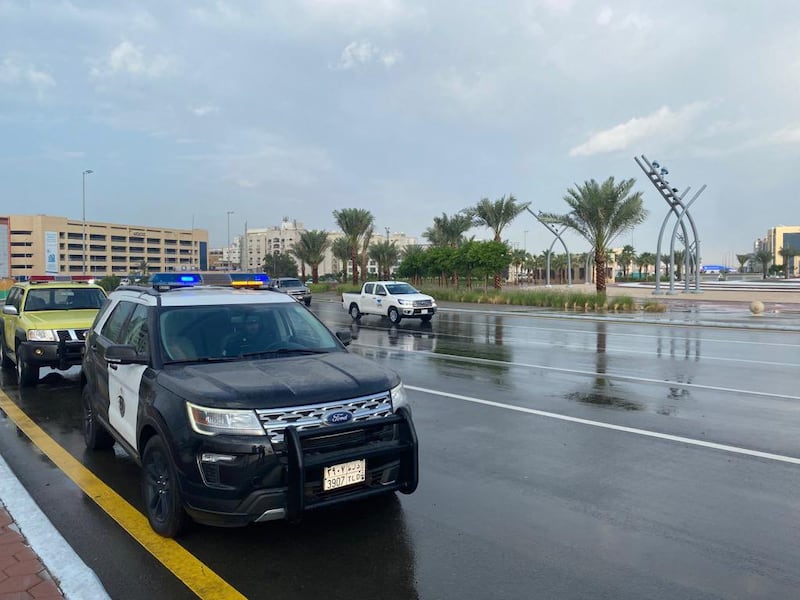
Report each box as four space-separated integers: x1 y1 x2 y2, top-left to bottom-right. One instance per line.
27 329 57 342
396 299 410 306
187 402 265 436
390 382 408 411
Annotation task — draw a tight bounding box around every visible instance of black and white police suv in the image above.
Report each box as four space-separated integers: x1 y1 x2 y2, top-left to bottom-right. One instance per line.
81 273 418 537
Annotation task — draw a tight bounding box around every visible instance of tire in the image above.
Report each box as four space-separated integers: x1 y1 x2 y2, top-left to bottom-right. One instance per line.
0 336 12 369
15 344 37 387
420 314 433 323
304 298 311 307
349 304 361 320
83 385 115 450
141 436 187 538
388 307 401 325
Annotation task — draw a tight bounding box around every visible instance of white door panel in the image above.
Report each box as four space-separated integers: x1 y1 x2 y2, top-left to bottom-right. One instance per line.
108 364 147 451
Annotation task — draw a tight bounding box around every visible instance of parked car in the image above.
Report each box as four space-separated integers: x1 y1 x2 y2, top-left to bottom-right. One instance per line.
268 277 312 306
81 272 417 537
1 278 108 385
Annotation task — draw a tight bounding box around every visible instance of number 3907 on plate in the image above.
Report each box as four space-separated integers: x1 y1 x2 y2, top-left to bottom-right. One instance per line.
323 459 366 491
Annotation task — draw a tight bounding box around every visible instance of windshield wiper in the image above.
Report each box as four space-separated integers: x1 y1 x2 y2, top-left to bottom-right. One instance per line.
239 348 329 359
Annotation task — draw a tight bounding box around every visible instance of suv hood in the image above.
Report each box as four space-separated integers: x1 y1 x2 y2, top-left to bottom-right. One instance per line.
22 309 99 329
397 293 434 302
157 352 399 409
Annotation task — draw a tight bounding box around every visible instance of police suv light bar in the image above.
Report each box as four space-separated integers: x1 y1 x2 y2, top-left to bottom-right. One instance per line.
229 273 270 288
150 273 203 290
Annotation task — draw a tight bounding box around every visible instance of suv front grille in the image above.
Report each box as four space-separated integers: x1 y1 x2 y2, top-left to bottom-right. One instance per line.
255 392 393 452
56 329 87 342
413 299 433 308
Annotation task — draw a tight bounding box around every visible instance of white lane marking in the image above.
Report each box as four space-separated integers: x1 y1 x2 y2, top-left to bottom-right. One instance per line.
356 343 800 401
405 385 800 466
0 452 111 599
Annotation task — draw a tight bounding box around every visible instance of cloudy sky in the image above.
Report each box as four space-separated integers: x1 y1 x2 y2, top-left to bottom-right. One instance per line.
2 1 798 265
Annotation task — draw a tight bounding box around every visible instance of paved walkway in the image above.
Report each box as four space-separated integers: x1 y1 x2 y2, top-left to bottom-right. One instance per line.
1 283 799 599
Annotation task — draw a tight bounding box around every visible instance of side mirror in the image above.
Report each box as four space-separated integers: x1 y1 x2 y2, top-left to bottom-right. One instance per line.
335 330 352 346
2 305 18 316
105 344 148 365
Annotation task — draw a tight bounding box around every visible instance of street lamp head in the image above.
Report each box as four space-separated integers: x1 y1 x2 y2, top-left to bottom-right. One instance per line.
660 167 669 176
83 169 93 175
652 161 660 169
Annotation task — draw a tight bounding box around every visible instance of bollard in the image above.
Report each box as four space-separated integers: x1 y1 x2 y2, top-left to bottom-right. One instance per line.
750 300 765 315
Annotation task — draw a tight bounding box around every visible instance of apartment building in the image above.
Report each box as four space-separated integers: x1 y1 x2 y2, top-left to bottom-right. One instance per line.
764 225 800 276
4 214 208 280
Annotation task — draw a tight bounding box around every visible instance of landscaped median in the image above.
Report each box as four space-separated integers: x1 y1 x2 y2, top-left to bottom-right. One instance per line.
320 283 666 313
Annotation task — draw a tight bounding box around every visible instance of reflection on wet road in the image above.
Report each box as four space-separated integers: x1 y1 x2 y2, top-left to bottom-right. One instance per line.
2 300 800 599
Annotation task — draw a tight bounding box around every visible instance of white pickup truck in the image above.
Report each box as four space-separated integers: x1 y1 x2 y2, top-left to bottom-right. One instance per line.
342 281 437 325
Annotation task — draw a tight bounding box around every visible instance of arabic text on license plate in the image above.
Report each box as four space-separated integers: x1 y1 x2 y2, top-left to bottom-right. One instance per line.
323 459 366 491
421 309 429 314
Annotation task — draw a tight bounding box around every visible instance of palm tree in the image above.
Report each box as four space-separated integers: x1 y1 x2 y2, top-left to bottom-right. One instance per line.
368 240 400 279
617 244 636 279
289 230 331 283
752 248 772 279
423 212 473 248
331 236 353 282
468 194 530 288
398 244 426 285
540 177 647 294
778 246 797 279
736 253 751 274
510 249 528 284
636 252 655 280
333 208 374 285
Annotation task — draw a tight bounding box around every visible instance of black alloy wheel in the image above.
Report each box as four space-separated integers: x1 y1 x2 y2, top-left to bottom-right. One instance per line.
141 436 187 538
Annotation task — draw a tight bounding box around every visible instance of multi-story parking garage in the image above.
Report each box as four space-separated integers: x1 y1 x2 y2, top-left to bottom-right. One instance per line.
2 214 208 280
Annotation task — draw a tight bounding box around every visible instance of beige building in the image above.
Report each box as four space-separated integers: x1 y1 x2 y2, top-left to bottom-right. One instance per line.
763 225 800 276
4 214 208 280
238 219 417 277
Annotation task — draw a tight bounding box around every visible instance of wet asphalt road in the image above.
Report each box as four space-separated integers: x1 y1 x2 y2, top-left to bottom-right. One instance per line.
1 299 800 599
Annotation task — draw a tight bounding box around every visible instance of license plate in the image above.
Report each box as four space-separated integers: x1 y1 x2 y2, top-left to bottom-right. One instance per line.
421 309 429 314
323 459 366 491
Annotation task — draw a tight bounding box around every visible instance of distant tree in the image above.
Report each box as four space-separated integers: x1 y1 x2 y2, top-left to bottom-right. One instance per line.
540 177 647 294
510 249 528 284
368 240 400 279
290 230 331 283
331 236 353 281
752 248 772 279
778 246 797 279
468 194 530 288
423 212 473 248
636 252 655 280
397 245 426 285
617 244 636 278
673 249 686 281
263 252 299 278
736 253 751 274
333 208 374 285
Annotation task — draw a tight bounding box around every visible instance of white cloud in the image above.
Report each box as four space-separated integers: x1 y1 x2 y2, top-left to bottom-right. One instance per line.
190 105 219 117
0 57 55 98
595 7 651 31
336 40 402 70
569 103 709 157
91 41 173 79
766 126 800 145
596 7 613 26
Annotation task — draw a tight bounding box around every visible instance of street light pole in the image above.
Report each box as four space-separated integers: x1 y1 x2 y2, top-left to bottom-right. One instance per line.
226 211 234 271
523 230 528 253
82 169 93 276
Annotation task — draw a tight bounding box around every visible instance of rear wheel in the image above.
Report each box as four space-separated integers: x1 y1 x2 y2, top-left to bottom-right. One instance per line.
15 343 37 387
349 304 361 320
83 385 115 450
388 307 401 325
142 436 187 538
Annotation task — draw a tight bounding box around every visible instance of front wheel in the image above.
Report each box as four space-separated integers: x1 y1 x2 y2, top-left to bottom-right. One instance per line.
349 304 361 320
0 337 12 369
420 314 433 323
304 298 311 307
141 436 187 538
388 307 401 325
16 344 37 387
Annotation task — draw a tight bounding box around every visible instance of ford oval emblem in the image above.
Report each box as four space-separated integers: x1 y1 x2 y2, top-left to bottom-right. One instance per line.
326 410 352 425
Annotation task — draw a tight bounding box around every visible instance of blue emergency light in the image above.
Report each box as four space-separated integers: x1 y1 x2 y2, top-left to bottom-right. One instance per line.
150 272 203 290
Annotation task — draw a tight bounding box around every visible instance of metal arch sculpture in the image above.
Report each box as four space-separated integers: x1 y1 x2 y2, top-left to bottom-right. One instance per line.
634 155 704 294
525 207 572 287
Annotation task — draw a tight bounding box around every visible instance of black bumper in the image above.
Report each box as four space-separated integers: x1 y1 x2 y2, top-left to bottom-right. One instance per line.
182 407 418 527
18 340 84 370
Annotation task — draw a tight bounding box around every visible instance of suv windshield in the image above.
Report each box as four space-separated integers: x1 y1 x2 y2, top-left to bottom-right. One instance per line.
160 302 341 362
279 279 304 288
24 288 107 311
